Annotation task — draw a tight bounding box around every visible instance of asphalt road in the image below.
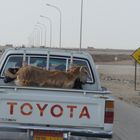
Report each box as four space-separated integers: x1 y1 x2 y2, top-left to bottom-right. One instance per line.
0 99 140 140
82 99 140 140
111 99 140 140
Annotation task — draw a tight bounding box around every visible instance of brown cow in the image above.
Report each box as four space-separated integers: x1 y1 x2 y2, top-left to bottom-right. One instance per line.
4 65 89 89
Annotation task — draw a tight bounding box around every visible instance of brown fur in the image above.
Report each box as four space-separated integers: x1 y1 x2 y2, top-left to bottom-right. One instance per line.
5 65 88 88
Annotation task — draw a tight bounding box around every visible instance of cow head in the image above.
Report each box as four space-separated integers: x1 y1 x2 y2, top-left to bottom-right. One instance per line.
68 66 90 84
79 66 90 84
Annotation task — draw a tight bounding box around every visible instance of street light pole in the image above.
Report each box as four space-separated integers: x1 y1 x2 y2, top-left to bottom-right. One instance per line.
40 15 52 48
46 3 62 48
35 25 43 46
37 22 47 47
34 28 40 47
28 31 34 47
80 0 83 50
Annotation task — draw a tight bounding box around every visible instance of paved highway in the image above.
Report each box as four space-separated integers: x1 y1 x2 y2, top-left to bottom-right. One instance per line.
82 99 140 140
111 99 140 140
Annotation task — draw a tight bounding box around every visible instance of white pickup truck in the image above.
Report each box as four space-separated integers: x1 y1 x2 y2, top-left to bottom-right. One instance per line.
0 47 114 140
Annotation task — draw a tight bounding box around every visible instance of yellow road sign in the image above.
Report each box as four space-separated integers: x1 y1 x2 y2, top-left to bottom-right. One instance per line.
132 47 140 64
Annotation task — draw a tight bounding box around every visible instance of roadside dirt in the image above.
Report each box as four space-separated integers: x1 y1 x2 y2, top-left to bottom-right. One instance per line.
100 78 140 108
95 59 140 108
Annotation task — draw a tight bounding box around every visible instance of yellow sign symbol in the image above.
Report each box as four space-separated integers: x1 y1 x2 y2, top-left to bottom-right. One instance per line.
132 47 140 64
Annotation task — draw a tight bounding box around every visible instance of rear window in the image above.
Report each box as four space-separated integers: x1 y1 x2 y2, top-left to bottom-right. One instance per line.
30 57 47 68
49 58 66 71
1 54 94 83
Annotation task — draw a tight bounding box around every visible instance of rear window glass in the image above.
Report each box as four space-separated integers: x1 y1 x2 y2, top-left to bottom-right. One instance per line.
49 58 66 71
30 57 47 68
1 55 94 83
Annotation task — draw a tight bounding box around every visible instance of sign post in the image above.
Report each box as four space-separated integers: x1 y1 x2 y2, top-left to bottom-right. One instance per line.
132 47 140 90
134 60 137 90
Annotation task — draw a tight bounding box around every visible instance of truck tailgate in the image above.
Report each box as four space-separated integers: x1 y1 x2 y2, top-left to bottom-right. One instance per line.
0 87 106 128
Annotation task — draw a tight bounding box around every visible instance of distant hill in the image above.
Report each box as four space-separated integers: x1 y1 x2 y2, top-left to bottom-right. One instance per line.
0 44 13 49
0 46 134 64
63 47 134 64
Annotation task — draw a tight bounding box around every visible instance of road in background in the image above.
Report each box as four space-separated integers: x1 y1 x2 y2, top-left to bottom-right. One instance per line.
111 99 140 140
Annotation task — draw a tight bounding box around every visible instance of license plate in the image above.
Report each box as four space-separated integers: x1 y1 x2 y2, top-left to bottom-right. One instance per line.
33 131 64 140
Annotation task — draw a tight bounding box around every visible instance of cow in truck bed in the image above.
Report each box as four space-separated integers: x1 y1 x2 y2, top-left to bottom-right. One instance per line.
4 65 89 89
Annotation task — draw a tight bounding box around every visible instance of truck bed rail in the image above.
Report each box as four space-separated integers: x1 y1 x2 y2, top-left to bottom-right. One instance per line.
0 85 111 95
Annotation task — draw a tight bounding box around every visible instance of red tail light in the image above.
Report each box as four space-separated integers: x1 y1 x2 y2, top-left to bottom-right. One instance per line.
104 101 114 123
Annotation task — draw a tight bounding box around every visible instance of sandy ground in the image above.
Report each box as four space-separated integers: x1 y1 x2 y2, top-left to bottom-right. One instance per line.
97 61 140 108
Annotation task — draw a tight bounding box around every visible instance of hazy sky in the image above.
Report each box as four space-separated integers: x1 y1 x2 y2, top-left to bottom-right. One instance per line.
0 0 140 50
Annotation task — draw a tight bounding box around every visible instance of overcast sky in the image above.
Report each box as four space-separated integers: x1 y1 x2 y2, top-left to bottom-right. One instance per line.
0 0 140 50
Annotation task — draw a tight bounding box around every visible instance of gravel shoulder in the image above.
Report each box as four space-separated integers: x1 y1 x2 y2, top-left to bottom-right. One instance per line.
97 63 140 108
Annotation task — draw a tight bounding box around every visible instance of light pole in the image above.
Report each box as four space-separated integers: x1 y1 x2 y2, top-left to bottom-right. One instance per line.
37 22 47 47
40 15 52 48
28 31 34 47
35 25 43 46
29 29 37 47
34 28 40 47
46 3 62 48
80 0 83 50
